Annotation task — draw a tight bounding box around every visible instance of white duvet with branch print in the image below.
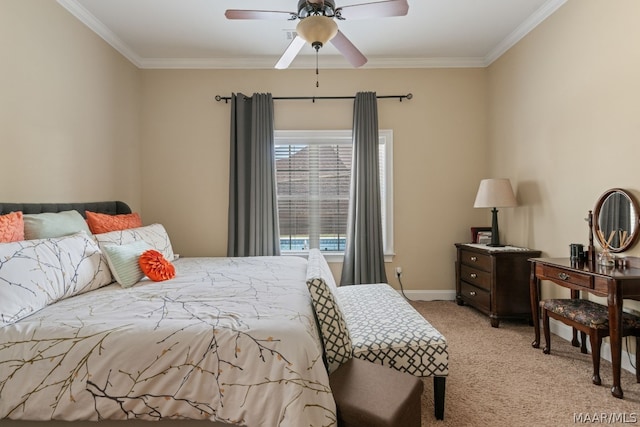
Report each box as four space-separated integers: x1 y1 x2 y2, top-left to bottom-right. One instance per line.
0 256 336 427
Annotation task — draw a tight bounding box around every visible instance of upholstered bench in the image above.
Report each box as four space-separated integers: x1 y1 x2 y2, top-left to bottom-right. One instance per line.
541 298 640 385
337 283 448 420
329 358 423 427
304 249 448 421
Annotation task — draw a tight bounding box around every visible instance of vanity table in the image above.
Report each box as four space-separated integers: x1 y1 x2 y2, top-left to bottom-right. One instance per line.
530 188 640 399
529 257 640 398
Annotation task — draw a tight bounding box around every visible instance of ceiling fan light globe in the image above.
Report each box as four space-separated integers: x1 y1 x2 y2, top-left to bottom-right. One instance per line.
296 15 338 46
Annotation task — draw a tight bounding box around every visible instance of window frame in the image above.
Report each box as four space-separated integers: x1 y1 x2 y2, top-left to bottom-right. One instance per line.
274 129 394 263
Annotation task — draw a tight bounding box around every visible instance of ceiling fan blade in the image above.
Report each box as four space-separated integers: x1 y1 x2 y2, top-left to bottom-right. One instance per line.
330 30 367 68
336 0 409 20
275 36 306 69
225 9 297 20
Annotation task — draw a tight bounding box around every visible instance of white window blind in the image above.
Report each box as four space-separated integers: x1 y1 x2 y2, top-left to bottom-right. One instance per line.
275 130 394 259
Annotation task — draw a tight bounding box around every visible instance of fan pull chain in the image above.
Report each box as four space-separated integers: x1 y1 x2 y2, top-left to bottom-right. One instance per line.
315 48 319 87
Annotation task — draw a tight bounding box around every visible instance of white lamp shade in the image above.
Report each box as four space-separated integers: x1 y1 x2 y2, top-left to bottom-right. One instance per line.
296 15 338 46
473 178 517 208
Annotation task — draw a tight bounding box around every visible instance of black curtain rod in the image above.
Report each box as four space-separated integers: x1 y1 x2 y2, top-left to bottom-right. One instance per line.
214 93 412 104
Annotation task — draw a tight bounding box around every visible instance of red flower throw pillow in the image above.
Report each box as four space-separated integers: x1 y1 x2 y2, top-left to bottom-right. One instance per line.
139 249 176 282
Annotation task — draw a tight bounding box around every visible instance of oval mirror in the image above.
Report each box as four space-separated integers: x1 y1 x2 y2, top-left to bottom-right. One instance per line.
593 188 640 253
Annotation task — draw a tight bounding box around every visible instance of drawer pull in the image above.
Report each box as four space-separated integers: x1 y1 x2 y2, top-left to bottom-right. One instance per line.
558 272 570 280
470 256 477 262
470 273 477 279
469 291 477 296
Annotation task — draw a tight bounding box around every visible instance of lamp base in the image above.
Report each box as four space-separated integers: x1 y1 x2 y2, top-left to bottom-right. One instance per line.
490 207 501 246
485 243 506 247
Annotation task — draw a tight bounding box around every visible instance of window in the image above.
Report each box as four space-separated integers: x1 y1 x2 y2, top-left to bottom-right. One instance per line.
274 130 394 261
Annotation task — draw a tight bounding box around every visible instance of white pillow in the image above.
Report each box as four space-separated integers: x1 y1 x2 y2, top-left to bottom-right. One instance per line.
93 223 175 261
23 210 91 240
0 232 112 326
102 241 153 288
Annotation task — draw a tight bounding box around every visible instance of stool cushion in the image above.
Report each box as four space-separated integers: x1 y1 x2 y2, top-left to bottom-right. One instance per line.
541 299 640 330
329 358 423 427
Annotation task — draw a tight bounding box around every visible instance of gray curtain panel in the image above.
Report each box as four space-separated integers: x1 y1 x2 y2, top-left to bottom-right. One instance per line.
227 93 281 257
340 92 388 285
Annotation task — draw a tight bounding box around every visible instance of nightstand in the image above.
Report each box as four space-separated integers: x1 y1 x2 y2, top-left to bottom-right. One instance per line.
455 243 541 327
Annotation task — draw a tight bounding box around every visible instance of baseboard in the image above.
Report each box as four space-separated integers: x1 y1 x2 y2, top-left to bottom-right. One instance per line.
394 289 456 301
549 318 637 375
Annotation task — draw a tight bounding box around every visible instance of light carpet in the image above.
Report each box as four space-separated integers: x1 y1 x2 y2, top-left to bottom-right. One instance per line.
412 300 639 427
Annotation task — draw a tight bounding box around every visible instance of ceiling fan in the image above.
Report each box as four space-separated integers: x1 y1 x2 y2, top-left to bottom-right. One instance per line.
225 0 409 69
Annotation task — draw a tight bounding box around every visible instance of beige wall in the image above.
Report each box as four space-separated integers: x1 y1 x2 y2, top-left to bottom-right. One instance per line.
139 68 488 290
488 0 640 314
7 0 640 301
0 0 142 211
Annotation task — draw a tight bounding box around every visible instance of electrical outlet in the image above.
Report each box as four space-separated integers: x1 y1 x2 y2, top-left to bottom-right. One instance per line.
395 266 402 278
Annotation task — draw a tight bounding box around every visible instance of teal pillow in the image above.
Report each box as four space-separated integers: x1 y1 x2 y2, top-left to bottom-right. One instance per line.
102 240 153 288
23 210 91 240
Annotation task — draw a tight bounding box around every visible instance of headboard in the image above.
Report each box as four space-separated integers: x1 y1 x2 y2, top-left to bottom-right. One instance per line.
0 201 132 217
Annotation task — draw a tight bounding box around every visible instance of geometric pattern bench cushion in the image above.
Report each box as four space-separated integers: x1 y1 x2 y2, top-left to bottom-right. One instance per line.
337 283 448 377
540 299 640 330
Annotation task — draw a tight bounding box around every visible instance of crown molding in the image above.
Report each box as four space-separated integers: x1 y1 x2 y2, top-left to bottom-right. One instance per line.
56 0 144 67
57 0 567 70
483 0 568 66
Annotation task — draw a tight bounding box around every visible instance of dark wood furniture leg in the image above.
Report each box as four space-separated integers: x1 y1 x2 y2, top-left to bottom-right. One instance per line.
636 335 640 383
608 283 624 398
579 331 588 353
570 289 581 348
434 376 446 420
530 262 541 349
588 330 604 386
542 306 551 354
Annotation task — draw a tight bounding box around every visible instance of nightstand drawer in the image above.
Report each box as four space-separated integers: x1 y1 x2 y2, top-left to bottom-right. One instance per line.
460 264 491 291
460 249 492 271
459 281 490 312
540 264 593 289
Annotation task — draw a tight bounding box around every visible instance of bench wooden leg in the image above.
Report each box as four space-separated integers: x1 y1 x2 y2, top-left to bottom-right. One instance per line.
588 333 602 385
571 327 580 348
580 331 588 354
434 376 446 420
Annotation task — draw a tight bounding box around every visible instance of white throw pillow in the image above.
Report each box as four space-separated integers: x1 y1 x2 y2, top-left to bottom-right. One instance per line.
93 223 175 261
0 232 112 326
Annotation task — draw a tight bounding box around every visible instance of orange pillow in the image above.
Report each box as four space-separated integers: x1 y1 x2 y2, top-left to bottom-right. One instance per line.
0 211 25 242
85 211 142 234
139 249 176 282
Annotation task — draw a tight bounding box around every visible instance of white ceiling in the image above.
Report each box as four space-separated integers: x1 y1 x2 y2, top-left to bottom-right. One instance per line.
57 0 567 69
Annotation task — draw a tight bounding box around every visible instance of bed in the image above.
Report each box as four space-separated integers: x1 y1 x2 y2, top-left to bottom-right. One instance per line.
0 202 336 427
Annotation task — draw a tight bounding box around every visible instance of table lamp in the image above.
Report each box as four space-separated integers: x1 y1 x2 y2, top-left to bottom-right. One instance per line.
473 178 518 247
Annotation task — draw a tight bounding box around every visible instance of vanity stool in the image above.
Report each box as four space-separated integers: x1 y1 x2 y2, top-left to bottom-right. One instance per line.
329 358 424 427
540 298 640 385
